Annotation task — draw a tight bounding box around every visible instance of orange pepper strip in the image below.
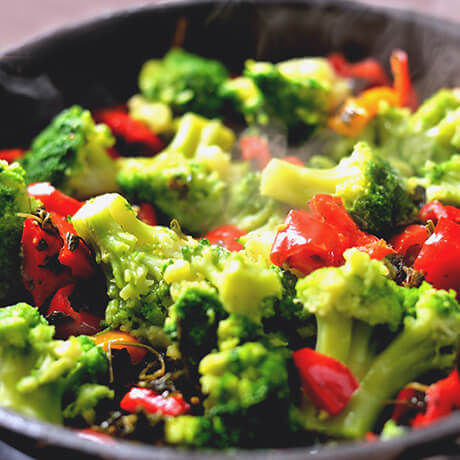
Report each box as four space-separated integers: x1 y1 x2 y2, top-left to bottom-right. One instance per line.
92 331 147 365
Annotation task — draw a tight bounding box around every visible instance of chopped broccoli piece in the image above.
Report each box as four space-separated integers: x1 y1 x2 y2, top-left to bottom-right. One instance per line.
397 89 460 173
409 154 460 206
261 141 416 236
0 161 35 304
117 151 227 235
127 94 173 135
164 284 227 376
244 57 349 139
296 252 460 438
0 303 111 424
219 76 267 124
72 193 190 345
139 49 229 117
22 105 118 199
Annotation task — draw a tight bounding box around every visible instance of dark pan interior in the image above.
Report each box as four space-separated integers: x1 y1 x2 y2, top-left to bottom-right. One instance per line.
2 0 460 458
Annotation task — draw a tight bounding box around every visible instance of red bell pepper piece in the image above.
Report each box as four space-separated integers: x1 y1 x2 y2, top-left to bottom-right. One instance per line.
414 218 460 296
203 225 246 252
27 182 83 217
328 53 390 87
47 284 102 338
240 135 271 170
390 49 418 111
120 387 190 416
49 212 95 279
293 347 359 416
21 218 73 307
137 202 158 226
418 200 460 225
93 108 164 155
270 194 394 276
411 370 460 428
390 224 428 266
0 148 25 163
282 156 304 167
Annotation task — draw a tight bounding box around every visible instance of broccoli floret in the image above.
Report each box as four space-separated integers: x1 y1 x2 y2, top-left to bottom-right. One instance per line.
409 154 460 206
0 303 111 424
261 141 416 236
296 250 404 374
219 76 267 124
0 161 35 304
196 341 297 447
244 57 349 139
117 152 227 235
396 89 460 173
72 193 191 345
21 105 118 199
164 284 227 377
127 94 173 135
139 49 229 118
296 251 460 438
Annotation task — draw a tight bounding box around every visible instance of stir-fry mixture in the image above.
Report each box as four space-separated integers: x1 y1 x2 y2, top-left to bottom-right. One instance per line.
2 46 460 449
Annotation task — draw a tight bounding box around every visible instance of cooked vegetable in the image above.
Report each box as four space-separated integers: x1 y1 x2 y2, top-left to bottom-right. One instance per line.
139 49 229 117
0 161 35 304
0 303 111 424
262 142 416 236
21 105 118 199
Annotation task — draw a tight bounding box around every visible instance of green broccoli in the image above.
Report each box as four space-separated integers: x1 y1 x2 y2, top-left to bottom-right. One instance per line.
127 94 174 135
0 161 35 304
164 284 227 377
0 303 112 424
243 57 350 139
261 141 416 236
396 89 460 173
219 76 267 124
408 154 460 206
139 48 229 117
21 105 118 199
296 251 460 439
117 151 227 235
72 193 192 345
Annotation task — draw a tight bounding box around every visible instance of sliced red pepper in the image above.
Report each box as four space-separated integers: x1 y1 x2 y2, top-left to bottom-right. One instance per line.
390 224 428 266
0 148 25 163
49 211 95 279
270 194 392 276
120 387 190 416
93 331 147 365
411 370 460 428
418 200 460 225
328 53 390 87
391 385 427 425
203 225 246 252
282 156 304 167
21 218 73 307
47 284 102 338
390 49 418 111
240 135 271 170
414 218 460 296
137 202 158 226
293 347 359 416
28 182 83 217
93 108 164 155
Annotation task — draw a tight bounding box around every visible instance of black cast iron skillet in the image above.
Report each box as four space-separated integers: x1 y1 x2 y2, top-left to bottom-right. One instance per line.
2 0 460 458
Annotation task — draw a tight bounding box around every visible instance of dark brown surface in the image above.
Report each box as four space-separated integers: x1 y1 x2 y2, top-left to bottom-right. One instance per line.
0 0 457 53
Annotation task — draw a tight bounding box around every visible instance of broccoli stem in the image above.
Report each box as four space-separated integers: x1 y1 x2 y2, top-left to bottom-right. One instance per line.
305 328 446 438
260 158 357 209
315 313 352 364
345 322 374 380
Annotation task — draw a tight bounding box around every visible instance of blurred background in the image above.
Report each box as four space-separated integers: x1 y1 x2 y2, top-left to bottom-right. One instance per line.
0 0 455 53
